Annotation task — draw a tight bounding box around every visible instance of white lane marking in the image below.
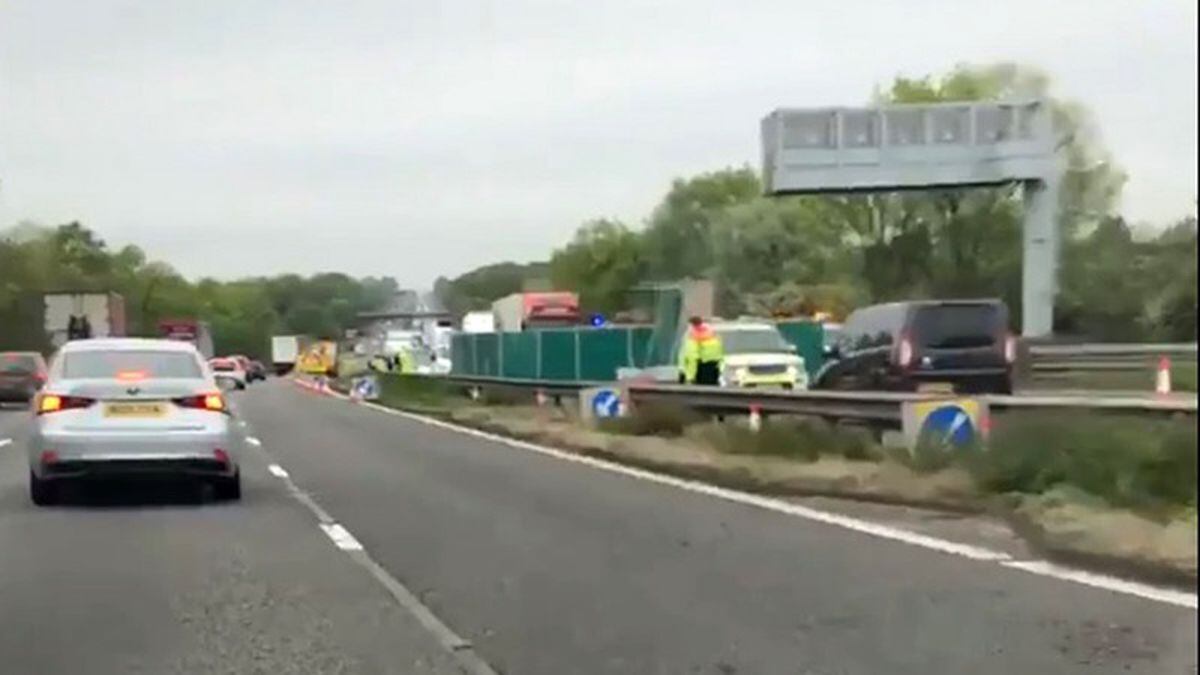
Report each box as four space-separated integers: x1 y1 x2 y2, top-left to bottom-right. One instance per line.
359 400 1198 609
319 523 364 551
1002 560 1198 609
0 438 12 449
245 428 497 674
361 402 1008 561
244 436 263 446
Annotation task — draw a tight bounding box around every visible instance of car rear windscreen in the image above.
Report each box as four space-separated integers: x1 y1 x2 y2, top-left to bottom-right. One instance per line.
912 304 1005 349
61 351 203 379
1 354 39 374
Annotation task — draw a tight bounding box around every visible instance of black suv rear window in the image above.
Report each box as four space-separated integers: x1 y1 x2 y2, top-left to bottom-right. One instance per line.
912 304 1005 349
61 351 203 379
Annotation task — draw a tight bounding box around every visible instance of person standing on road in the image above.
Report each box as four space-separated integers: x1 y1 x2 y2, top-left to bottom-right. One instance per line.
678 316 724 386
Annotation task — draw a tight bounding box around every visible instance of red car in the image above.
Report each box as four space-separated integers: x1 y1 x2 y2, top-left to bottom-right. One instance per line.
0 352 48 404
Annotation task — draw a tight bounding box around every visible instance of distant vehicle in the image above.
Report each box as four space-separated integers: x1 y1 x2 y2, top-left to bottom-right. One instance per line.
27 338 241 505
43 292 127 348
813 299 1016 394
208 357 247 390
270 335 309 375
228 355 260 382
492 292 580 332
158 319 214 360
0 352 48 404
710 321 808 390
247 360 267 382
461 311 495 334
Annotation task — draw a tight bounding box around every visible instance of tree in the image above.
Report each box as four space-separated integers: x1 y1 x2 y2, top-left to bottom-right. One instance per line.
710 197 860 314
641 167 761 281
434 261 550 317
0 221 399 358
549 219 644 313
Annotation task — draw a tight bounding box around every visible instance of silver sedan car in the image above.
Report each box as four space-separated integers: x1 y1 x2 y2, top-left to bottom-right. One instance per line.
27 338 242 505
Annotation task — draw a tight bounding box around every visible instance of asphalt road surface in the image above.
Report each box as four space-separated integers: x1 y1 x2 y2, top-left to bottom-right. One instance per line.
1 380 1196 674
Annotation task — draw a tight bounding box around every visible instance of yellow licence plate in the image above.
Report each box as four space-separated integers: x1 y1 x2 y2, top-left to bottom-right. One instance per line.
104 402 168 418
917 382 955 394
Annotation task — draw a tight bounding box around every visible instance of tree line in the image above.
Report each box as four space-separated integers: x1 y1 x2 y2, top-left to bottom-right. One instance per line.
0 221 397 358
435 63 1197 341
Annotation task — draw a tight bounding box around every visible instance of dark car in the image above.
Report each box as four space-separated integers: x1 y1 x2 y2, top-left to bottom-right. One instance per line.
812 300 1016 394
248 360 267 382
0 351 49 404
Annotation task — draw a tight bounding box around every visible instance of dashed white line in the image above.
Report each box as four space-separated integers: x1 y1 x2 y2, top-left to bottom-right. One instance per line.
358 400 1198 610
319 523 364 551
0 438 12 449
245 436 263 447
245 431 497 675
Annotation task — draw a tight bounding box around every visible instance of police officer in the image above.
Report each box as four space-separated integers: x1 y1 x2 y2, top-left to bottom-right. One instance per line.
678 316 724 385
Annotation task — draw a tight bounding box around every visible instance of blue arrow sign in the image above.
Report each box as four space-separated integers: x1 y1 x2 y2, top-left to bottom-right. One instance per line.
917 404 976 451
592 389 622 418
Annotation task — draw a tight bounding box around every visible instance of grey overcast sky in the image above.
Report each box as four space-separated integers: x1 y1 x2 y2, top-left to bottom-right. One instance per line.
1 1 1196 287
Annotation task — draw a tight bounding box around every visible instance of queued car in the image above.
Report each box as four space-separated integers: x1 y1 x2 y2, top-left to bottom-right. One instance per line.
247 360 267 382
711 321 808 390
1 352 48 404
812 299 1016 394
27 338 241 505
208 357 248 390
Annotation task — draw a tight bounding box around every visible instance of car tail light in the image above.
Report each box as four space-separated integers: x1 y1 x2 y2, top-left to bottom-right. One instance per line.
213 448 230 465
895 334 914 369
174 392 227 413
40 450 60 465
1003 334 1018 364
37 393 95 415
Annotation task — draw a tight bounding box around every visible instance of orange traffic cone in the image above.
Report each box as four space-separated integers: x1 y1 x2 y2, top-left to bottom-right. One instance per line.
748 404 762 432
1155 357 1172 395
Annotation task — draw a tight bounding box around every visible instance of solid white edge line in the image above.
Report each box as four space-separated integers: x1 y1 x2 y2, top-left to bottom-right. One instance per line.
356 399 1199 610
319 523 364 551
1002 560 1198 610
267 464 289 478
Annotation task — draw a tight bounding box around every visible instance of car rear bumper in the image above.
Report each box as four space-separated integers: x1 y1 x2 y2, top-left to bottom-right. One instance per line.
730 374 807 389
40 457 234 480
904 368 1012 391
0 387 35 402
29 429 239 479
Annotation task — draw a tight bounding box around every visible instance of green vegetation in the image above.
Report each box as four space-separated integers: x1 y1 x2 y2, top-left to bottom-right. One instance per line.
700 417 879 463
376 373 459 413
435 63 1196 342
971 411 1197 515
0 223 396 359
599 404 1196 514
598 403 705 437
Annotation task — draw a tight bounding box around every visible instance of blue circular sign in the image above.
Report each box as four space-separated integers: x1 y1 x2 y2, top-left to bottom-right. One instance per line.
592 389 622 418
918 404 976 451
589 313 607 328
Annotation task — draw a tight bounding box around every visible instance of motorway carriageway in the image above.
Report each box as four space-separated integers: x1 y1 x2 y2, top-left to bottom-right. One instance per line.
0 379 1195 674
